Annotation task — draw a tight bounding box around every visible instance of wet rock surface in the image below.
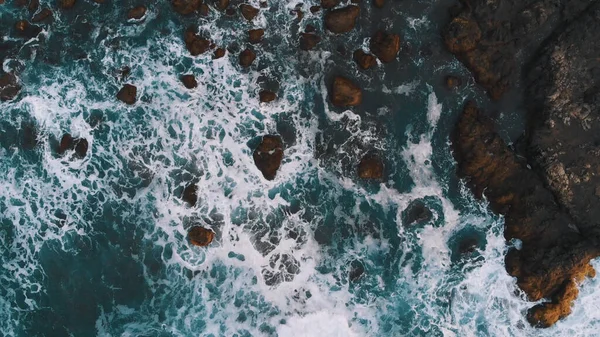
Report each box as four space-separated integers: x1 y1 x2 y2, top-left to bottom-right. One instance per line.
184 28 211 56
330 76 361 107
0 73 21 101
299 33 321 51
180 74 197 89
253 135 283 180
239 48 256 67
127 6 147 20
117 84 137 105
357 153 383 180
188 226 214 247
259 90 276 103
171 0 201 15
59 134 88 158
403 200 432 226
370 30 400 63
324 6 360 34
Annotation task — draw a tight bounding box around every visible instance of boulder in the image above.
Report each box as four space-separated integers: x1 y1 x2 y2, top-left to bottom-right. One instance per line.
403 200 432 226
248 29 264 44
127 6 146 20
15 20 41 39
445 75 462 90
357 153 383 180
188 226 214 247
117 84 137 105
259 90 276 102
184 28 211 56
199 3 209 15
0 73 21 101
28 0 39 12
58 0 75 9
299 33 320 51
324 6 359 34
349 260 364 282
182 183 198 206
32 8 52 22
240 4 259 21
239 48 256 68
59 134 88 158
370 30 400 63
171 0 201 15
253 135 283 180
215 0 229 10
320 0 340 9
353 50 376 70
330 76 362 107
213 48 225 59
310 5 321 13
181 74 197 89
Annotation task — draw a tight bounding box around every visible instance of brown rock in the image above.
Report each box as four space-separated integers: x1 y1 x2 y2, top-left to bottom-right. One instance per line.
215 0 229 10
445 75 462 90
321 0 340 9
181 74 197 89
171 0 201 15
199 3 209 15
330 76 362 107
188 226 215 247
58 0 75 9
28 0 39 12
59 134 88 158
310 5 320 13
305 24 316 33
0 73 21 101
15 20 41 38
213 48 225 59
370 30 400 63
324 6 359 34
259 90 276 102
239 48 256 67
253 135 284 180
182 183 198 206
117 84 137 105
248 29 264 44
184 28 211 56
358 154 383 179
443 14 481 54
128 6 146 20
32 8 52 22
299 33 321 51
372 0 384 7
353 50 377 70
240 4 258 20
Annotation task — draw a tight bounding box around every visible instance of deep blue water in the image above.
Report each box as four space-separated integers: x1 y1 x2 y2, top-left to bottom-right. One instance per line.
1 1 600 336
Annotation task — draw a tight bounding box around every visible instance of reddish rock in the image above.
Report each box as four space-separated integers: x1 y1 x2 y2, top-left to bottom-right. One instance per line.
181 74 197 89
128 6 146 19
321 0 340 9
32 8 52 22
28 0 39 12
117 84 137 105
171 0 201 15
253 135 284 180
330 76 362 107
58 0 76 9
0 73 21 101
188 226 215 246
213 48 225 59
324 6 359 34
182 183 198 206
248 29 264 44
353 50 377 70
240 4 259 20
239 48 256 67
259 90 276 102
15 20 41 38
299 33 321 51
358 154 383 179
443 14 481 54
370 30 400 63
184 28 211 56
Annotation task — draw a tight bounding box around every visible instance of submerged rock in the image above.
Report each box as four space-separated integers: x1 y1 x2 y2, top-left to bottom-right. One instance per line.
59 134 88 158
248 29 264 44
259 90 276 103
184 28 211 56
213 48 225 59
349 260 364 282
171 0 201 15
117 84 137 104
357 153 383 180
253 135 283 180
370 30 400 63
299 33 320 51
215 0 229 11
240 4 259 21
403 200 432 226
330 76 361 107
372 0 384 8
324 6 359 34
239 48 256 68
188 226 214 247
15 20 41 39
32 8 53 22
445 75 462 90
58 0 76 9
353 49 376 70
0 73 21 101
320 0 340 9
180 74 197 89
127 6 146 20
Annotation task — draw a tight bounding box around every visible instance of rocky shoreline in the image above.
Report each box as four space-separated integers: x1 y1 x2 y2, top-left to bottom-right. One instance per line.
446 0 600 327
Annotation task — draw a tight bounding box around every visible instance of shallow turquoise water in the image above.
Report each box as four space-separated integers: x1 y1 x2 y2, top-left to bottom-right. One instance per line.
2 1 600 336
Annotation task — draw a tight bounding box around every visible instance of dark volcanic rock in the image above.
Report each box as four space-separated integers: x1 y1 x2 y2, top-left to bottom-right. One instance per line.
370 30 400 63
239 48 256 68
259 90 276 103
213 48 225 59
248 29 264 44
353 49 376 70
299 33 320 51
349 260 364 282
445 75 462 90
188 226 214 246
128 6 146 20
117 84 137 105
403 200 432 226
58 0 75 9
184 28 211 56
28 0 39 12
240 4 259 21
215 0 229 10
15 20 41 39
32 8 52 22
330 76 361 107
171 0 201 15
59 134 88 158
310 5 321 13
182 183 198 206
452 101 599 328
358 153 383 180
0 73 21 101
253 135 283 180
372 0 384 8
321 0 340 9
181 74 197 89
324 6 359 34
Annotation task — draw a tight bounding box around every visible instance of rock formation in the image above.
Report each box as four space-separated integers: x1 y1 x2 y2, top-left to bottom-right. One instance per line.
358 153 383 180
370 30 400 63
259 90 276 103
330 76 362 107
324 6 359 34
188 226 214 246
239 48 256 67
181 74 197 89
353 50 377 70
253 135 283 180
117 84 137 105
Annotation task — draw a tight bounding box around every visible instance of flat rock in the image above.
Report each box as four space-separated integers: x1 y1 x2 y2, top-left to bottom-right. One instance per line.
32 8 52 22
321 0 340 9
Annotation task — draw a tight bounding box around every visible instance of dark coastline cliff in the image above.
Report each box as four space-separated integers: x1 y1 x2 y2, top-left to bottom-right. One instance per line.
446 0 600 327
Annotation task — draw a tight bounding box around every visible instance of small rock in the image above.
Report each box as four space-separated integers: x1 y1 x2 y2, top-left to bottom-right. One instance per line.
248 29 264 44
184 28 211 56
358 153 383 179
259 90 276 102
239 48 256 68
253 135 284 180
171 0 201 15
240 4 258 20
403 200 432 226
324 6 360 34
0 73 21 101
370 30 400 63
59 134 88 158
310 5 320 13
299 33 321 51
119 66 131 81
349 260 364 282
181 74 197 89
128 6 146 20
353 49 377 70
58 0 76 9
213 48 226 59
20 123 38 150
445 75 462 90
182 183 198 206
32 8 52 22
215 0 229 10
188 226 214 247
117 84 137 105
28 0 39 12
372 0 384 8
321 0 340 9
225 7 235 15
330 76 362 107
